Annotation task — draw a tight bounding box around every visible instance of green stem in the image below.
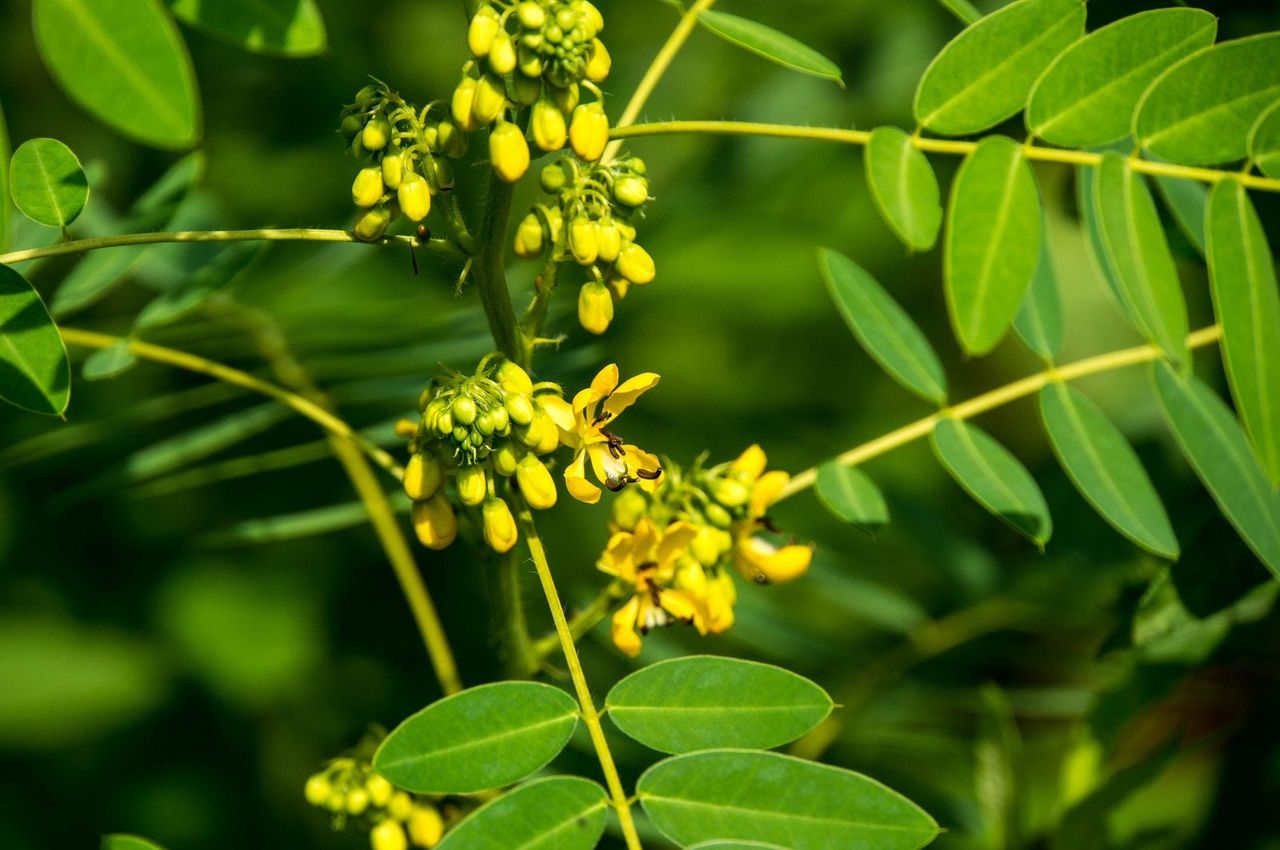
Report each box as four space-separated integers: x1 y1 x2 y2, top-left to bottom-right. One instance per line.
530 580 625 664
497 551 539 678
519 254 562 368
472 177 522 360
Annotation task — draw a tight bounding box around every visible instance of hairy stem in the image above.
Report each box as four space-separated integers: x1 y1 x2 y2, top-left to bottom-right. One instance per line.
472 177 523 361
497 551 538 678
518 508 644 850
529 580 626 665
519 253 562 368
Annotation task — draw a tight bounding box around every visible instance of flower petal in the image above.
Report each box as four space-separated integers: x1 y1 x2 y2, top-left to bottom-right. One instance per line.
730 444 767 480
591 363 620 399
737 537 812 584
749 470 791 518
611 597 643 657
538 394 575 431
603 372 660 419
656 520 698 567
587 442 628 489
565 450 602 504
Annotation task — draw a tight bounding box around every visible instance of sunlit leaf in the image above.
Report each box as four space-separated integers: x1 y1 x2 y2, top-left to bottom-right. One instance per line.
167 0 327 57
914 0 1084 135
1013 223 1065 361
819 249 947 404
815 461 889 530
1205 179 1280 485
1135 34 1280 166
1040 382 1178 558
1249 100 1280 179
605 656 833 753
1026 9 1216 147
864 127 942 252
945 136 1041 355
8 138 88 228
1153 173 1207 257
374 682 579 794
0 263 70 415
697 10 842 84
435 777 607 850
82 339 137 381
32 0 201 149
638 750 940 850
102 837 166 850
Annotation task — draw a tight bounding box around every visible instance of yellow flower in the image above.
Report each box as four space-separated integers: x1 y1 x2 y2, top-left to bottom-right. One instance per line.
675 557 736 635
730 445 813 584
599 518 699 656
560 364 663 504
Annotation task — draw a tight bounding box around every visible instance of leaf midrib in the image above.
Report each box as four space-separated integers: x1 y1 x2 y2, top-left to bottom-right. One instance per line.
379 712 574 770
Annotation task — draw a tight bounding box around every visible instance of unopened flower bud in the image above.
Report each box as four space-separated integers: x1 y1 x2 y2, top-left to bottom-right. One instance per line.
471 74 507 126
594 220 621 262
569 102 608 161
493 443 520 477
517 47 544 81
304 774 331 806
533 410 560 454
585 38 611 82
346 787 370 816
489 121 530 183
514 212 546 259
517 0 547 28
705 502 733 528
354 206 391 242
532 100 567 152
456 464 487 506
352 167 385 208
579 1 604 35
611 487 648 531
451 395 478 426
389 791 414 821
613 175 648 208
496 360 534 395
404 453 444 500
578 281 613 335
468 7 501 56
362 117 392 151
451 78 480 131
438 120 469 158
489 30 517 75
569 216 598 265
513 68 542 105
517 454 558 509
381 151 404 190
617 242 656 284
712 478 750 508
506 393 534 426
551 83 580 114
482 498 518 553
366 774 393 807
691 526 726 567
398 171 432 222
371 820 409 850
413 494 457 549
540 161 569 193
408 804 446 848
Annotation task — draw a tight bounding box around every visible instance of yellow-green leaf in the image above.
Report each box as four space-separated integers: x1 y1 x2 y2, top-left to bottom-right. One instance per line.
1249 100 1280 179
167 0 326 57
0 263 70 415
9 138 88 228
815 462 890 530
865 127 942 252
697 10 842 84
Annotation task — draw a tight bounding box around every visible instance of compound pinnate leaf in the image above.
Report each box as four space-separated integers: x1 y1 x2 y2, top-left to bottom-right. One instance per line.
697 10 842 84
373 681 579 794
1040 382 1178 559
865 127 942 252
1249 101 1280 179
0 263 70 416
1205 179 1280 485
1092 153 1189 364
945 136 1041 355
1013 224 1065 361
1135 33 1280 166
1154 173 1208 257
914 0 1084 135
932 418 1052 545
815 462 889 530
638 750 940 850
1026 8 1216 147
605 656 833 753
434 777 607 850
1153 363 1280 578
819 249 947 404
102 836 166 850
33 0 201 150
167 0 326 57
9 138 88 228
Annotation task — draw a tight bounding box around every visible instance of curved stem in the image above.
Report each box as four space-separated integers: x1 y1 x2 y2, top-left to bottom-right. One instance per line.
472 178 523 360
609 121 1280 193
517 508 643 850
0 228 464 267
781 325 1223 500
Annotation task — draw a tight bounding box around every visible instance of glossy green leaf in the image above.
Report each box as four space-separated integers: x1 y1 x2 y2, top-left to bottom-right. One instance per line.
945 136 1042 355
697 10 842 84
931 418 1052 545
639 750 940 850
1026 9 1216 147
103 837 166 850
1205 179 1280 485
82 340 137 381
1092 154 1189 363
1013 224 1065 360
436 777 606 850
1040 382 1179 558
33 0 201 150
0 100 10 250
8 138 88 228
373 681 579 794
167 0 326 57
1135 34 1280 166
1153 363 1280 578
605 656 833 753
914 0 1084 135
819 249 947 404
1154 173 1208 257
1249 100 1280 179
0 263 70 415
865 127 942 251
815 461 889 530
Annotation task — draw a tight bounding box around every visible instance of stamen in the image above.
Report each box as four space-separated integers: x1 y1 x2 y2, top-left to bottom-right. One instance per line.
636 467 662 480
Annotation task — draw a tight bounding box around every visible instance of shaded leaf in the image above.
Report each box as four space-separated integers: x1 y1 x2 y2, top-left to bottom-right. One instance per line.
82 339 138 381
0 100 10 250
697 10 842 84
1013 223 1065 360
815 461 889 530
945 136 1041 355
914 0 1084 135
435 777 607 850
167 0 326 57
0 263 70 415
1076 161 1128 310
9 138 88 228
205 496 410 546
102 837 166 850
1133 568 1277 665
975 684 1023 850
936 0 981 26
1153 173 1208 257
374 682 579 794
1249 100 1280 179
134 242 264 329
865 127 942 252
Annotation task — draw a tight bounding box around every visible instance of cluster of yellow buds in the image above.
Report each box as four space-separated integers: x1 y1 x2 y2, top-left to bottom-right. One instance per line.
304 755 446 850
455 0 611 182
600 445 814 656
340 81 467 242
400 355 572 553
514 155 656 334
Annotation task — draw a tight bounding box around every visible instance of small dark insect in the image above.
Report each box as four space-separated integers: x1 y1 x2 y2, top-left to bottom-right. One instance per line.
416 224 431 241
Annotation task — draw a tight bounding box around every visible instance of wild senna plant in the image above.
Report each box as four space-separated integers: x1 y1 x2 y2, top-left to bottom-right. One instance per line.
3 0 1280 848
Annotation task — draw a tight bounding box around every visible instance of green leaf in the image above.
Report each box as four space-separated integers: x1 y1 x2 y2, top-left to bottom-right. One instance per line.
605 656 833 753
697 10 842 85
82 339 137 381
638 750 940 850
931 418 1052 545
102 837 166 850
1013 223 1065 360
8 138 88 228
1077 161 1128 311
0 263 70 415
819 249 947 404
1153 173 1208 257
945 136 1042 355
689 844 794 850
1248 100 1280 179
913 0 1085 135
435 777 607 850
815 461 890 530
0 100 10 250
33 0 201 150
1135 33 1280 166
167 0 326 56
1152 363 1280 578
1205 179 1280 486
205 496 409 546
1092 153 1189 363
936 0 981 26
864 127 942 252
134 242 263 329
1026 9 1216 147
1039 382 1179 558
374 681 579 794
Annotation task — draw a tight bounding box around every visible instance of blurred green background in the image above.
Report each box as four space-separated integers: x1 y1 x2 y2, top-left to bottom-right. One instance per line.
2 0 1280 848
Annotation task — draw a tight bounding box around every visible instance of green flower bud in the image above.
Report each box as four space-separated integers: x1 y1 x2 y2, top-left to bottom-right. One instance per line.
468 6 501 57
493 443 520 477
398 171 432 222
617 242 656 284
711 478 750 508
517 454 558 509
451 395 478 426
434 408 455 436
489 30 517 75
456 464 487 506
613 175 648 208
540 161 569 193
514 212 546 259
517 0 546 28
381 151 404 190
489 121 530 183
569 102 609 161
354 206 391 242
594 219 621 262
532 99 567 152
705 502 733 528
578 280 613 334
340 113 364 139
471 74 507 126
431 157 456 191
506 393 534 426
482 497 518 552
496 360 535 395
568 216 598 265
550 83 580 114
452 425 469 444
517 46 544 80
355 84 379 105
362 117 392 151
352 167 385 208
438 120 469 159
491 405 510 433
512 68 542 106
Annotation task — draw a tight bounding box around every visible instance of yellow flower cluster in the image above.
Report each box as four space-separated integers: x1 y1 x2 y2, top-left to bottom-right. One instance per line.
340 82 466 242
514 156 656 334
602 445 814 656
456 0 611 182
304 758 446 850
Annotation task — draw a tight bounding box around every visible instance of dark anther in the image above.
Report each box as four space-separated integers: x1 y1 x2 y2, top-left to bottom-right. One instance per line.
602 429 626 458
760 515 782 534
592 410 614 426
636 467 662 481
605 474 639 492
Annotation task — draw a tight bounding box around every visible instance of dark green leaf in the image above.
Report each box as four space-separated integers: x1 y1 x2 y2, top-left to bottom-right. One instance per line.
0 263 70 415
82 339 137 381
435 777 606 850
103 837 166 850
815 462 890 530
134 242 263 329
697 10 842 84
1249 100 1280 179
374 681 580 794
0 100 10 250
1153 173 1208 257
167 0 326 57
865 127 942 252
1013 223 1065 360
8 138 88 228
